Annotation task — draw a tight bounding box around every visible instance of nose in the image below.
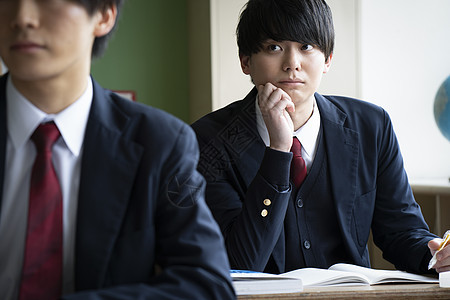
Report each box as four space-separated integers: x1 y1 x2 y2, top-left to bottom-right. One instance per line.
283 48 301 72
10 0 39 30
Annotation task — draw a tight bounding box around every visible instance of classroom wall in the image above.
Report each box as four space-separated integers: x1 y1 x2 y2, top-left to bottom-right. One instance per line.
358 0 450 181
91 0 190 122
188 0 212 123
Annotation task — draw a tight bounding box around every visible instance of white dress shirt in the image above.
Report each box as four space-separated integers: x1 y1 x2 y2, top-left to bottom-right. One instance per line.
0 76 93 299
255 94 321 172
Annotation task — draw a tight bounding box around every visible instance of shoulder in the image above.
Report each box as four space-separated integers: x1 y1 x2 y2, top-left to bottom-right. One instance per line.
317 93 391 128
192 100 249 129
90 81 198 164
320 94 385 115
95 82 190 137
114 93 184 126
316 94 399 153
191 88 257 141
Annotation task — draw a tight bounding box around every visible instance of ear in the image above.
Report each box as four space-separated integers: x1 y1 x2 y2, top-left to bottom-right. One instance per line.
323 52 333 74
93 4 118 37
240 55 252 75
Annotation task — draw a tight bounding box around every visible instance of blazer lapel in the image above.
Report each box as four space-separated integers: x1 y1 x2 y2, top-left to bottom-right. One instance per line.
75 80 143 290
315 93 360 251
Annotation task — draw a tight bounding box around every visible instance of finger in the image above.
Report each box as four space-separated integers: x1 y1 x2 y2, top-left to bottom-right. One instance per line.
258 84 289 104
428 238 443 252
277 87 292 102
283 96 295 113
272 97 294 114
257 84 277 105
436 265 450 273
257 83 277 94
277 89 295 113
265 88 292 110
437 243 450 260
259 91 284 113
283 109 294 133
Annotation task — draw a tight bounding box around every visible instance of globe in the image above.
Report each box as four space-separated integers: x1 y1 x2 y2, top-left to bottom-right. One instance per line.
434 75 450 141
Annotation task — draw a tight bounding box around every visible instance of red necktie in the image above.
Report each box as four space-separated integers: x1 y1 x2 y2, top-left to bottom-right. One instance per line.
290 137 307 189
19 122 63 300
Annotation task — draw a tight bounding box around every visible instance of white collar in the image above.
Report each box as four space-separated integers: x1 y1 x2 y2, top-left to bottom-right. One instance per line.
6 76 93 156
292 99 321 158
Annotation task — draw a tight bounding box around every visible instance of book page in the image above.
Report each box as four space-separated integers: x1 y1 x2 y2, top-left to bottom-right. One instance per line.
282 267 370 286
328 263 438 284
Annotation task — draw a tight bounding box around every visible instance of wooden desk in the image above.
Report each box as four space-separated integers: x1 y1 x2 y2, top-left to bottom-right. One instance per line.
238 284 450 299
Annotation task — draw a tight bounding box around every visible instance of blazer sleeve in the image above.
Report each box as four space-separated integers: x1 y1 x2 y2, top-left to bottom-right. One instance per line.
194 120 293 272
63 124 235 300
369 109 437 274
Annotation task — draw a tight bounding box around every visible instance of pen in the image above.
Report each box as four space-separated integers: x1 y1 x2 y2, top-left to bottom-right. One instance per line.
428 230 450 270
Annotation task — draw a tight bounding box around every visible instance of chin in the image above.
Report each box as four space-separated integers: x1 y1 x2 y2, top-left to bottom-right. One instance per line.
9 68 57 83
291 92 315 105
6 55 55 79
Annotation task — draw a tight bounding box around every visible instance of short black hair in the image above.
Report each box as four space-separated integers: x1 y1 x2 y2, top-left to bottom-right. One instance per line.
73 0 125 58
237 0 334 61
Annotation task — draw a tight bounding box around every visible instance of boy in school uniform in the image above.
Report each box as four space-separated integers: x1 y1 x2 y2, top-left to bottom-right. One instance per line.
192 0 449 275
0 0 235 299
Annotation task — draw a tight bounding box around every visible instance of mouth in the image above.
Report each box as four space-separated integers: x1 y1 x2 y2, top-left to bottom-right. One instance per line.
10 41 44 53
278 79 305 86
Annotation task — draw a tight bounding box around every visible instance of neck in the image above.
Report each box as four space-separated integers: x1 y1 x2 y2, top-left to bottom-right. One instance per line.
11 68 90 115
290 96 315 131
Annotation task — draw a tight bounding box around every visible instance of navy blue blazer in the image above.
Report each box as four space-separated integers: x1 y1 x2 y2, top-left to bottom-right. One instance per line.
0 74 235 299
192 88 437 275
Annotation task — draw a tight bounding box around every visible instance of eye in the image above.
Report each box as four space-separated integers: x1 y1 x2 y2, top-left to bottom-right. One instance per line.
301 44 314 51
267 44 282 52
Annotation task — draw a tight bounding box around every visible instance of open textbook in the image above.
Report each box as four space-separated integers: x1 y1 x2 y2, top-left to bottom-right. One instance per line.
283 263 438 287
231 263 438 295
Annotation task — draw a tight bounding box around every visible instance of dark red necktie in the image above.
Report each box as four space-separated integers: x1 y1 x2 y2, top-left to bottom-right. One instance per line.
19 122 63 300
290 137 307 189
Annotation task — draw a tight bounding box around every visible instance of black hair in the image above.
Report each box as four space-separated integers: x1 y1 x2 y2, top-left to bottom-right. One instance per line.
73 0 125 58
237 0 334 61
